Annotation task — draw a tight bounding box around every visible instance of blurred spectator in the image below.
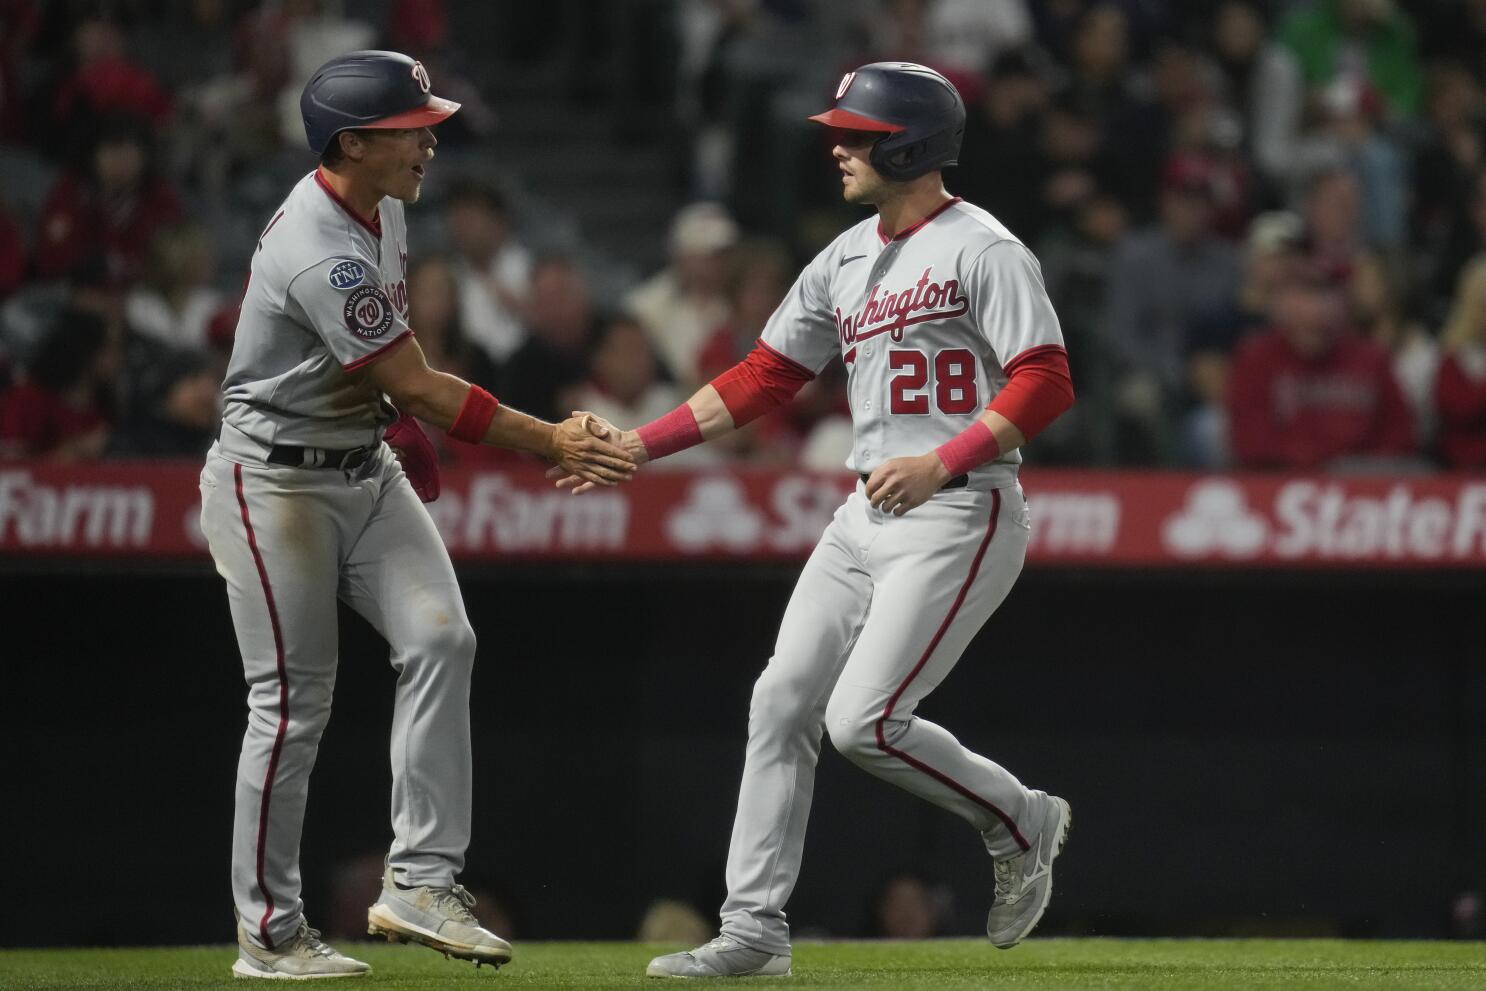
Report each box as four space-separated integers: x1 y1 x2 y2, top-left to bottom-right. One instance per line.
264 0 375 149
922 0 1034 81
1436 254 1486 470
444 178 532 369
1101 157 1240 462
956 48 1052 241
1432 168 1486 319
0 0 39 141
1183 211 1305 467
1036 192 1129 463
1301 166 1365 283
0 202 22 300
47 11 172 154
1409 63 1485 316
124 224 224 352
0 307 119 461
1031 96 1109 242
1348 251 1438 443
696 239 792 380
104 346 218 457
1279 0 1421 118
499 255 595 424
1227 262 1415 470
33 115 182 284
1289 76 1407 251
567 314 701 459
406 253 496 387
1212 0 1304 189
871 874 946 939
625 202 738 384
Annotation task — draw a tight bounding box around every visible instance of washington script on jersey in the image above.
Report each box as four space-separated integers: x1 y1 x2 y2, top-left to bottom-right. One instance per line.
835 266 969 348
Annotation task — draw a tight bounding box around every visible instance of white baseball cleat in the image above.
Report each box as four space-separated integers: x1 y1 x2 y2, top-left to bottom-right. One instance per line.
232 918 370 980
646 934 792 978
985 794 1072 949
366 864 512 968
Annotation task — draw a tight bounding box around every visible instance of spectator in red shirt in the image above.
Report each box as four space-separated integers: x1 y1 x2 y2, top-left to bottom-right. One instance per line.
34 114 181 284
0 308 121 461
1227 261 1416 470
0 202 23 299
49 12 171 141
1436 254 1486 469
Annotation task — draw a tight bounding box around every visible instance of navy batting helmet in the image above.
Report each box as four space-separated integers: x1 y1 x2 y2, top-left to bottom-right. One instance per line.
300 50 461 156
808 62 965 182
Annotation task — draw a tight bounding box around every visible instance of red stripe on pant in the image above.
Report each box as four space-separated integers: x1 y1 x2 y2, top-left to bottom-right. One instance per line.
872 488 1030 851
235 463 292 948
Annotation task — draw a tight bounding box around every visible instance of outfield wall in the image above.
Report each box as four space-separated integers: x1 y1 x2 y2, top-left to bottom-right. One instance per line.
3 557 1479 946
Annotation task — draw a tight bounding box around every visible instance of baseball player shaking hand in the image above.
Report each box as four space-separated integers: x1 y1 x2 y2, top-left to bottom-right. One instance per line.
200 51 633 981
558 63 1076 979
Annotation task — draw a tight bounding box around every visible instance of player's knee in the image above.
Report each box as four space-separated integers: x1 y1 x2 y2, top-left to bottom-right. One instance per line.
824 696 882 763
748 667 816 733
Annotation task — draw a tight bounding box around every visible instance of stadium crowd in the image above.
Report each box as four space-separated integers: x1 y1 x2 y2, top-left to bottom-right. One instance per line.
2 0 1486 472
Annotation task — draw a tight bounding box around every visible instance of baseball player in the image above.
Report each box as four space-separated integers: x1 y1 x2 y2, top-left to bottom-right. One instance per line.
562 62 1076 977
199 51 634 980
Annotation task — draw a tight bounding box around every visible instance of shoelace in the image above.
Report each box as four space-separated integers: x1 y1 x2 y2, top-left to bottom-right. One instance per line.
293 923 337 958
429 883 478 923
993 858 1017 902
698 935 738 953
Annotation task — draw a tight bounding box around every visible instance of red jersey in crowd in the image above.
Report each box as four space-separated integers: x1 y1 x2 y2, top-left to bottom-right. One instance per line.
51 53 172 128
0 381 108 460
1435 349 1486 469
1227 328 1415 469
34 172 181 283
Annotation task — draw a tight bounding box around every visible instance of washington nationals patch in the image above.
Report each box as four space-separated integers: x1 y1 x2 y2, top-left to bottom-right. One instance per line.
344 285 394 339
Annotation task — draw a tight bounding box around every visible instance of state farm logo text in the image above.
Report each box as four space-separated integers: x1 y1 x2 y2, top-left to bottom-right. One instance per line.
1163 479 1486 561
836 267 968 347
0 470 153 547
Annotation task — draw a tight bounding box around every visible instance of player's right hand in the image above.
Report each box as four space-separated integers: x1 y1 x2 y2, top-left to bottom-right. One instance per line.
548 412 645 494
549 414 637 486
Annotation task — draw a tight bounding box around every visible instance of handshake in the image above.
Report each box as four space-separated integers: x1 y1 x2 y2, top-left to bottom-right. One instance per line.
545 411 646 494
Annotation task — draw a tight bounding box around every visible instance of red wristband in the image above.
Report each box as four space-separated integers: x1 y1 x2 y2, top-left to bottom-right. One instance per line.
935 420 1001 477
448 385 500 443
636 404 703 461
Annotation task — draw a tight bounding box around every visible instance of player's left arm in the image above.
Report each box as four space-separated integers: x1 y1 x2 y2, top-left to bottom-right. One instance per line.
867 241 1075 516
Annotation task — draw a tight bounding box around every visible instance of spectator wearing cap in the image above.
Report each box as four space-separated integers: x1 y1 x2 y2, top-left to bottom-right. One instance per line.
1227 260 1415 470
1436 254 1486 470
1182 211 1305 466
1279 0 1421 119
624 202 738 386
124 224 224 353
33 114 181 284
444 178 532 370
1100 155 1240 462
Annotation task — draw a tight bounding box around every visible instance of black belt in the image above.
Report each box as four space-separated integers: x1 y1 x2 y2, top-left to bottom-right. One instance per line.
267 444 374 470
860 472 968 490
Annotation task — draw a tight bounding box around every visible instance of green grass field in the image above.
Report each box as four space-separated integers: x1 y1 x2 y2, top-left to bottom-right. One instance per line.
3 939 1485 991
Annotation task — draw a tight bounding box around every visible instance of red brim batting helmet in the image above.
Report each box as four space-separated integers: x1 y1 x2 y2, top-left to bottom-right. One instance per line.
809 62 965 182
301 50 461 155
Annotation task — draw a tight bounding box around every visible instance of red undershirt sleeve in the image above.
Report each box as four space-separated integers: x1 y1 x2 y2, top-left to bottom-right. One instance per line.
988 345 1074 441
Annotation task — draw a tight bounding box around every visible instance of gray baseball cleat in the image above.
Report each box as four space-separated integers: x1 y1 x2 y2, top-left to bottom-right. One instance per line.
366 864 512 968
232 917 370 980
986 794 1072 949
646 934 792 978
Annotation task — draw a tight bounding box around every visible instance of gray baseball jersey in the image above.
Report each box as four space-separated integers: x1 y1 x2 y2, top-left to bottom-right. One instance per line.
713 197 1068 954
203 168 475 952
759 197 1063 480
220 170 413 452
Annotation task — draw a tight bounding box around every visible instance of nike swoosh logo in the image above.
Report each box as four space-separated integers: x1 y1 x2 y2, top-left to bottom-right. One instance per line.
840 254 867 266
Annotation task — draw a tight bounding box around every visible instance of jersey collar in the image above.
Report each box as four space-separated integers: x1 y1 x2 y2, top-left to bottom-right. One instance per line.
877 196 962 245
314 167 382 238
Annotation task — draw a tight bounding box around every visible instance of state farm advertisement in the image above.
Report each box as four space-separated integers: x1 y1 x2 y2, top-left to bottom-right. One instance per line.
2 463 1485 569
